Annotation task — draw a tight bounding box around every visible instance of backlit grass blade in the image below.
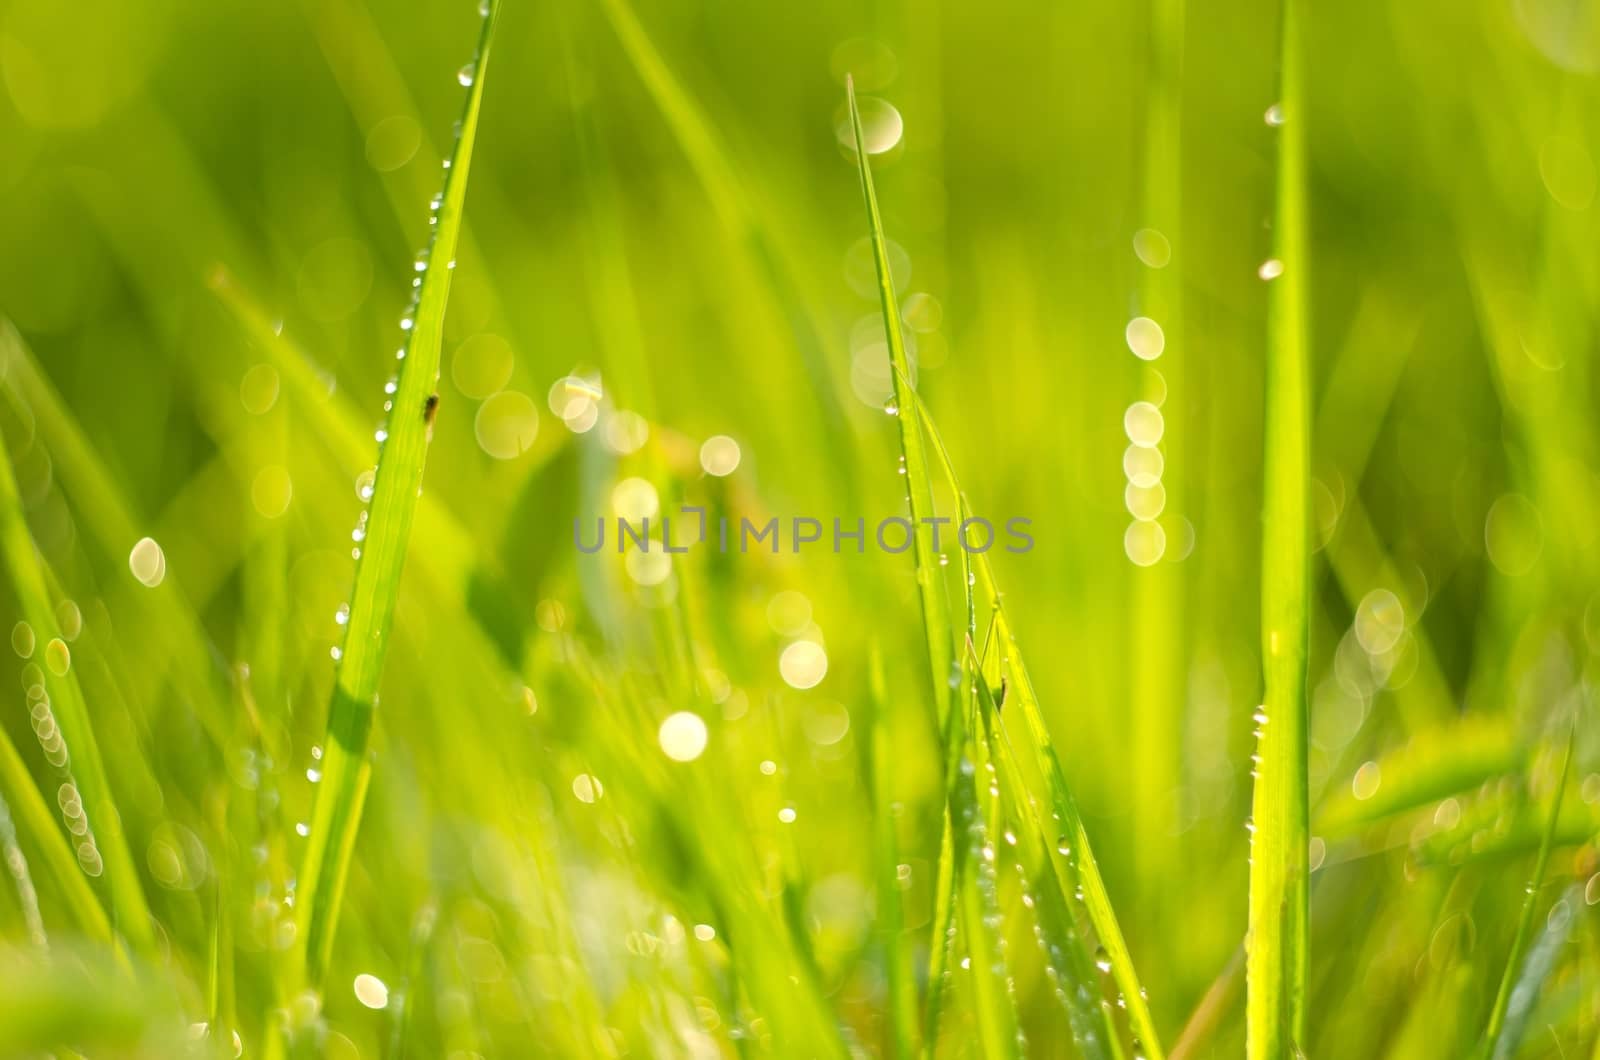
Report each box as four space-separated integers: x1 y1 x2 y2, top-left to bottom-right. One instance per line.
846 77 953 729
952 714 1022 1060
1314 717 1520 835
1128 0 1187 898
1479 726 1575 1060
972 644 1115 1060
844 77 965 1049
1248 1 1312 1055
292 0 501 993
908 384 1166 1059
0 426 153 957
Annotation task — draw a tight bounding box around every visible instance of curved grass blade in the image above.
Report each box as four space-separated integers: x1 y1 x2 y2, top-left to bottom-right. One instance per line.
292 1 502 992
844 76 966 1049
845 78 954 732
1314 717 1521 834
908 384 1166 1059
847 77 1162 1060
1248 1 1312 1055
0 428 153 956
973 643 1115 1060
1479 726 1576 1060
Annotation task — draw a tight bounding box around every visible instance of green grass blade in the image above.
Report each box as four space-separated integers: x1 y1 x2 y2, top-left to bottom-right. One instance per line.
1248 1 1312 1056
868 644 919 1059
908 386 1166 1059
972 644 1116 1060
844 78 969 1051
1480 727 1576 1060
846 77 953 729
292 1 501 992
0 727 101 947
0 428 153 957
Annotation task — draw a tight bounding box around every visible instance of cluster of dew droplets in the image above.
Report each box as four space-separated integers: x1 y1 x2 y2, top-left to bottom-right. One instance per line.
13 640 103 876
1005 808 1100 1046
957 752 1028 1055
1246 705 1269 867
1258 102 1286 281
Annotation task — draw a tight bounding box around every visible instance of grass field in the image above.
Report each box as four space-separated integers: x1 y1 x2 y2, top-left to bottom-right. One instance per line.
1 0 1598 1056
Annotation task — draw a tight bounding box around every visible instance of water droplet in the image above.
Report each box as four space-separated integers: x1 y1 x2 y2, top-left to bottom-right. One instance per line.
11 622 34 659
1094 947 1111 973
353 973 388 1009
128 537 167 588
1264 102 1285 126
335 604 350 626
1125 316 1165 361
834 96 905 154
658 712 709 762
457 64 475 87
1258 258 1285 281
699 435 741 476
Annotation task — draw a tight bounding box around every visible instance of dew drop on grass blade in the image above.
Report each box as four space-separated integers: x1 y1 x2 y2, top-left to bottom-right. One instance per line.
845 77 953 731
293 0 502 993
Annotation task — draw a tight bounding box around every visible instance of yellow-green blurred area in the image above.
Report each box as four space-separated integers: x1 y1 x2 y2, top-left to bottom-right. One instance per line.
0 0 1598 1055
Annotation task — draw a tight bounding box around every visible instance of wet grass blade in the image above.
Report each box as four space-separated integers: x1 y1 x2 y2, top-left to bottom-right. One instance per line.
972 644 1115 1060
844 78 966 1049
0 426 153 957
1479 726 1575 1060
292 0 501 992
846 77 953 730
1248 1 1312 1056
910 388 1166 1059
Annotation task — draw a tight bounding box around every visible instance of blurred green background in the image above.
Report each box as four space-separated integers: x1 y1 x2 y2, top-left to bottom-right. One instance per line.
0 0 1598 1055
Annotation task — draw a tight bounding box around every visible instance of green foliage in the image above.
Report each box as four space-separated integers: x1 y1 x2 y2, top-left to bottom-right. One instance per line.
0 0 1595 1057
